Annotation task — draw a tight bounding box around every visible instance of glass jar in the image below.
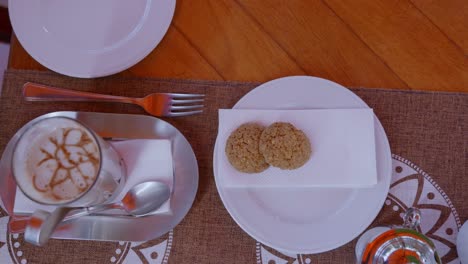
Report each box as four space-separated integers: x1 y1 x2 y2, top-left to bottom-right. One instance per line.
355 208 441 264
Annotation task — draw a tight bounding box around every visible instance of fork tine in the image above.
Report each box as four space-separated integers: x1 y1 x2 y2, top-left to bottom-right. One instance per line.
172 98 204 104
171 105 204 110
168 110 203 117
168 93 205 99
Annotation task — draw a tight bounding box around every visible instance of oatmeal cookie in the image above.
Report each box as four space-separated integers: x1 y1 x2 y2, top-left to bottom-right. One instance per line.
225 123 269 173
259 122 311 169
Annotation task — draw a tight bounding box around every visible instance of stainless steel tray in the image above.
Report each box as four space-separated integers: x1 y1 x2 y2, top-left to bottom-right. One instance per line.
0 111 199 241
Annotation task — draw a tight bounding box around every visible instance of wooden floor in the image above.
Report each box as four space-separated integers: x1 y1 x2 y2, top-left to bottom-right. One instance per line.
8 0 468 92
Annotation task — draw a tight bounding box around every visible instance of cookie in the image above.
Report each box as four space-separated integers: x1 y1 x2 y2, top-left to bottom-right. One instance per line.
225 123 270 173
259 122 311 170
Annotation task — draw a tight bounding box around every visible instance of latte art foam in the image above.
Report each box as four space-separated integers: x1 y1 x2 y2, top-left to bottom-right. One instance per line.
13 118 101 204
33 127 100 199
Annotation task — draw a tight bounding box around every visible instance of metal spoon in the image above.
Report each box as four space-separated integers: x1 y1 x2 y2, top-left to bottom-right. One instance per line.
24 181 171 246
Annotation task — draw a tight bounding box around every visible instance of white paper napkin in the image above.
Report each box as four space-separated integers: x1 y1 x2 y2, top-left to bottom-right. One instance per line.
14 139 173 215
217 109 377 188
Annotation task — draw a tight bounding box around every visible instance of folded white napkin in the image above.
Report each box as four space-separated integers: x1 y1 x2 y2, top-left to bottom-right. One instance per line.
14 139 173 215
217 109 377 188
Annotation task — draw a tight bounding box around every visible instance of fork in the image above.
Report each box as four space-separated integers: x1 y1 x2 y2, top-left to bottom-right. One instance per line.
23 82 204 117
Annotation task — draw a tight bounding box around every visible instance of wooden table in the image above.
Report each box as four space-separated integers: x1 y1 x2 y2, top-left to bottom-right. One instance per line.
7 0 468 92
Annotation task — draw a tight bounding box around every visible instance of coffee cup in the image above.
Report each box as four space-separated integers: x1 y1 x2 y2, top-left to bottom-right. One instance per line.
12 116 126 206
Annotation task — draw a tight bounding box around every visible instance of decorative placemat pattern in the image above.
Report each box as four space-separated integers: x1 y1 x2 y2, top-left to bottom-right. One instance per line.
0 70 466 263
256 154 461 264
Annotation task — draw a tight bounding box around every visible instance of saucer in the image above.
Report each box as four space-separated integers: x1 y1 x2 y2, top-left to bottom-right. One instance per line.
0 111 198 242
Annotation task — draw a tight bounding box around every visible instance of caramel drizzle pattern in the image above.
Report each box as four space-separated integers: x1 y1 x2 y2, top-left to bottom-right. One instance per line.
34 128 100 200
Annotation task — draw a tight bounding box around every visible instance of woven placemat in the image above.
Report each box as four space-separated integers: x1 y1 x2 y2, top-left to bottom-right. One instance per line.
0 70 466 264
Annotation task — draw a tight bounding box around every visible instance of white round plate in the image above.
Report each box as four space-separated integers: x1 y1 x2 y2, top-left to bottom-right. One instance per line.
9 0 175 78
214 76 392 253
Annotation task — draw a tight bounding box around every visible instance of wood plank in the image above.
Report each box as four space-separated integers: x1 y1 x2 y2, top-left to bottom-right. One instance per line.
173 0 305 82
8 34 47 71
7 0 467 92
411 0 468 55
325 0 468 92
121 26 223 80
237 0 408 89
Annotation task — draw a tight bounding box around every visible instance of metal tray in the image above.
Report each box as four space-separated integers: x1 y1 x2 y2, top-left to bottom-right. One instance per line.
0 111 199 241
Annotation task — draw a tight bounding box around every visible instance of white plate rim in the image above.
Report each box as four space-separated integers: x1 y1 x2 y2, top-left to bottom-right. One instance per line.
8 0 175 78
213 76 392 253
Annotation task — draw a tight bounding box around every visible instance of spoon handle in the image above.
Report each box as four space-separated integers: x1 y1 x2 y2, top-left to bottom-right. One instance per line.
61 203 119 222
24 208 74 246
9 203 119 234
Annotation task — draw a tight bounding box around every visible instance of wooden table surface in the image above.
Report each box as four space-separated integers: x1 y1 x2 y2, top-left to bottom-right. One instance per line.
8 0 468 92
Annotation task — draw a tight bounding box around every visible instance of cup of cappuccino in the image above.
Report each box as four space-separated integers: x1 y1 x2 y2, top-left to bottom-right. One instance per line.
12 116 126 206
